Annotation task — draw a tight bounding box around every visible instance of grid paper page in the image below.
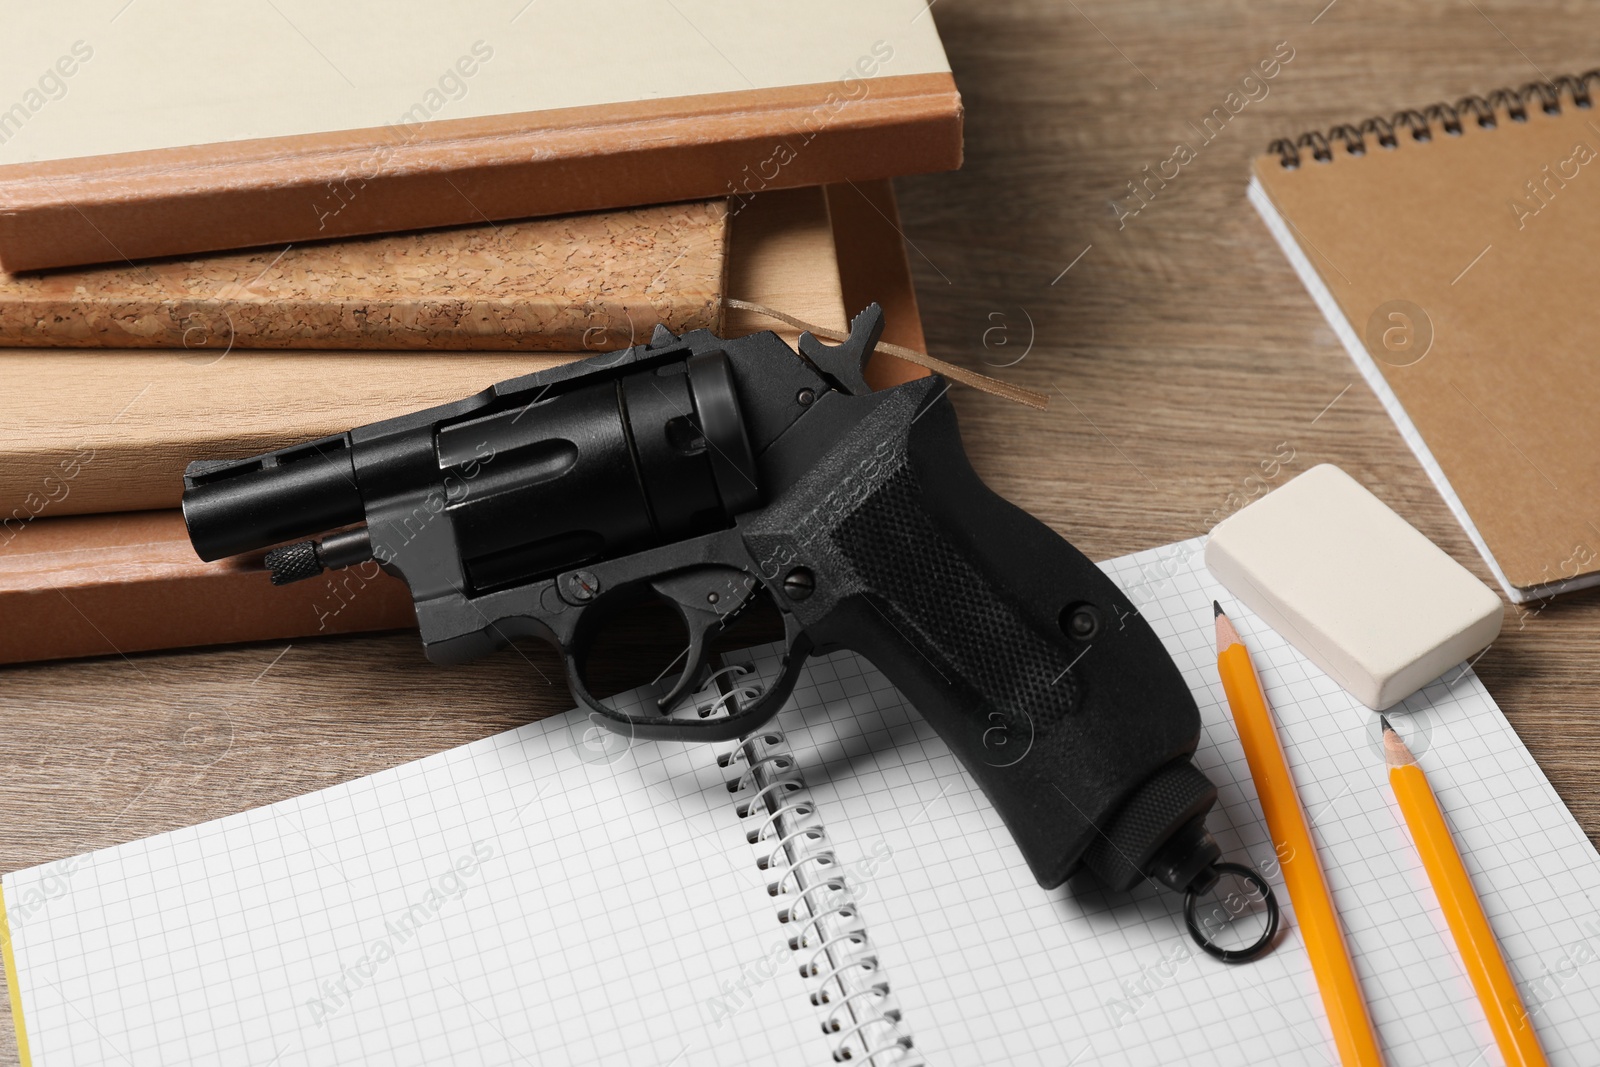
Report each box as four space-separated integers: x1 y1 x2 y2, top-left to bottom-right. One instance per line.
737 537 1600 1065
1 682 828 1066
8 535 1600 1065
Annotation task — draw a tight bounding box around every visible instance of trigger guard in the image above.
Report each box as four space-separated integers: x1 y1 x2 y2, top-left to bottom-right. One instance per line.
573 616 814 744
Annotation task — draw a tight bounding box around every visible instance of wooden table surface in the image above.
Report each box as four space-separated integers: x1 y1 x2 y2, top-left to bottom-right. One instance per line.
4 2 1598 1060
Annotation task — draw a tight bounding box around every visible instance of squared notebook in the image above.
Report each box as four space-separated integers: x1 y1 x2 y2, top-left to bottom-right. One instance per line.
6 537 1600 1065
1249 72 1600 604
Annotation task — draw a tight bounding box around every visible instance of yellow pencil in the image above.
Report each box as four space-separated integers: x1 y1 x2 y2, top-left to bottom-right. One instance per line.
1381 717 1549 1067
1215 603 1386 1067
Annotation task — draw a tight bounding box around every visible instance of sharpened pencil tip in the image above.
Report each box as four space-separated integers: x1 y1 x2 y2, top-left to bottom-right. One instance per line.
1213 600 1224 618
1212 606 1241 653
1381 716 1418 767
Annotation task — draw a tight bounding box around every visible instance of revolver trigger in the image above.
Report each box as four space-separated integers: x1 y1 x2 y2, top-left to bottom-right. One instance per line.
649 567 759 712
656 614 716 713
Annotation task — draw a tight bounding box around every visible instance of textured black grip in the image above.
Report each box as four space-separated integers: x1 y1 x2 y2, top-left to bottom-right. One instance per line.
744 379 1203 889
830 466 1084 754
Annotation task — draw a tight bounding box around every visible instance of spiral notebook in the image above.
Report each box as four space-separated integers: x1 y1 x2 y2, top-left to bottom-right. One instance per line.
1249 71 1600 603
6 537 1600 1065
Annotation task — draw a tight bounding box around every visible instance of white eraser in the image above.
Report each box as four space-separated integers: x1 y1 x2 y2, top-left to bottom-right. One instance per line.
1205 464 1503 710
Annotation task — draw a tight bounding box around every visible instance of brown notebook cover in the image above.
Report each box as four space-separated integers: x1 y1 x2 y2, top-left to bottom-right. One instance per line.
0 3 961 271
0 201 728 350
0 510 416 665
0 181 930 665
1250 73 1600 602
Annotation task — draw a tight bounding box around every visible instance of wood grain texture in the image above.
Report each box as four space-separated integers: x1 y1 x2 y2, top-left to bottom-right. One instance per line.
0 201 728 350
3 4 1599 1062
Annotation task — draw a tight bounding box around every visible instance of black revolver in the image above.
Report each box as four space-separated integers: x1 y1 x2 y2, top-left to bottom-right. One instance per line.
182 306 1257 925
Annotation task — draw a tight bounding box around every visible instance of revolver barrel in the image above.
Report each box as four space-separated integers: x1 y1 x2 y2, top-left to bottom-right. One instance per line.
182 435 363 562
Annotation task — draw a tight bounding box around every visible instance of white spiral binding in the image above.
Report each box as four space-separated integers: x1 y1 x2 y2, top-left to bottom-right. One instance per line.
693 664 764 719
705 665 919 1066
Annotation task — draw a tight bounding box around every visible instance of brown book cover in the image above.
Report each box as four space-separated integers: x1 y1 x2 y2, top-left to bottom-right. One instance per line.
0 3 960 271
0 511 415 665
0 201 728 350
1250 73 1600 603
0 181 930 665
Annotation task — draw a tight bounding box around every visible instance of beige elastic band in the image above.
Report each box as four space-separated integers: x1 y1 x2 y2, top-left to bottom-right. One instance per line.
723 298 1049 410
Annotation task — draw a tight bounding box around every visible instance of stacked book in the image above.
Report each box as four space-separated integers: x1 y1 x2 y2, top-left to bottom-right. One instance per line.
0 1 962 663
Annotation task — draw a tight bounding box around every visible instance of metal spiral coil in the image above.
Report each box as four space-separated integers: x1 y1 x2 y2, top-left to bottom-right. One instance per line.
1267 69 1600 168
717 702 919 1065
694 663 765 719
